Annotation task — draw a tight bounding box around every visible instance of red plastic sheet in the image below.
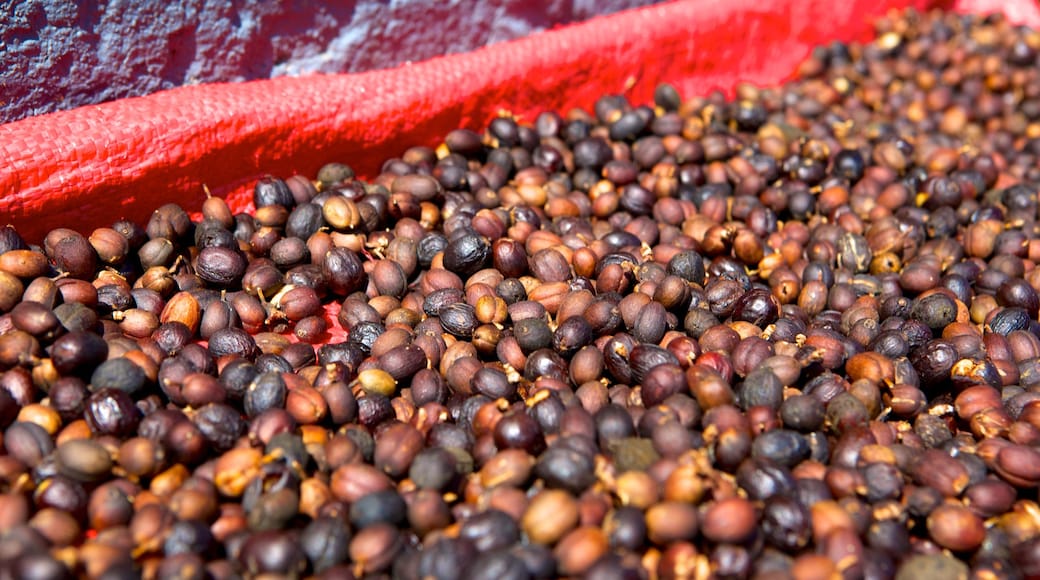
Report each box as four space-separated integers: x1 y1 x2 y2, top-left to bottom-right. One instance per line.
0 0 1038 242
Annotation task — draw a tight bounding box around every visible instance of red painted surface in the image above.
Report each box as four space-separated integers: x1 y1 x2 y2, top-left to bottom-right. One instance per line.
0 0 1035 244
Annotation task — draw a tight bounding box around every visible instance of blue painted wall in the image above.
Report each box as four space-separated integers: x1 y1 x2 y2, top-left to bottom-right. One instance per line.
0 0 662 124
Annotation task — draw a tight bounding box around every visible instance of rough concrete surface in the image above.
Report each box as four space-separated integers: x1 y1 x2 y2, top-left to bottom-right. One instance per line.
0 0 662 124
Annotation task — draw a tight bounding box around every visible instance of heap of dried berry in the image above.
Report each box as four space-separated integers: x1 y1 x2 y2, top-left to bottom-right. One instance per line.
2 8 1040 580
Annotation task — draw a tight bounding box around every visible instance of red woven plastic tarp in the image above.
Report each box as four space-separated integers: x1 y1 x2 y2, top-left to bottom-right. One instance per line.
1 0 1038 242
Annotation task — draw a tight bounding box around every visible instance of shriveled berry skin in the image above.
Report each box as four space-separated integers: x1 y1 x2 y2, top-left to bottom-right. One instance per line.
195 247 247 286
254 177 295 209
443 233 490 278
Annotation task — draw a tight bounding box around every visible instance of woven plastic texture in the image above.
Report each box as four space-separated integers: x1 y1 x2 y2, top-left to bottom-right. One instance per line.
1 0 1038 244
